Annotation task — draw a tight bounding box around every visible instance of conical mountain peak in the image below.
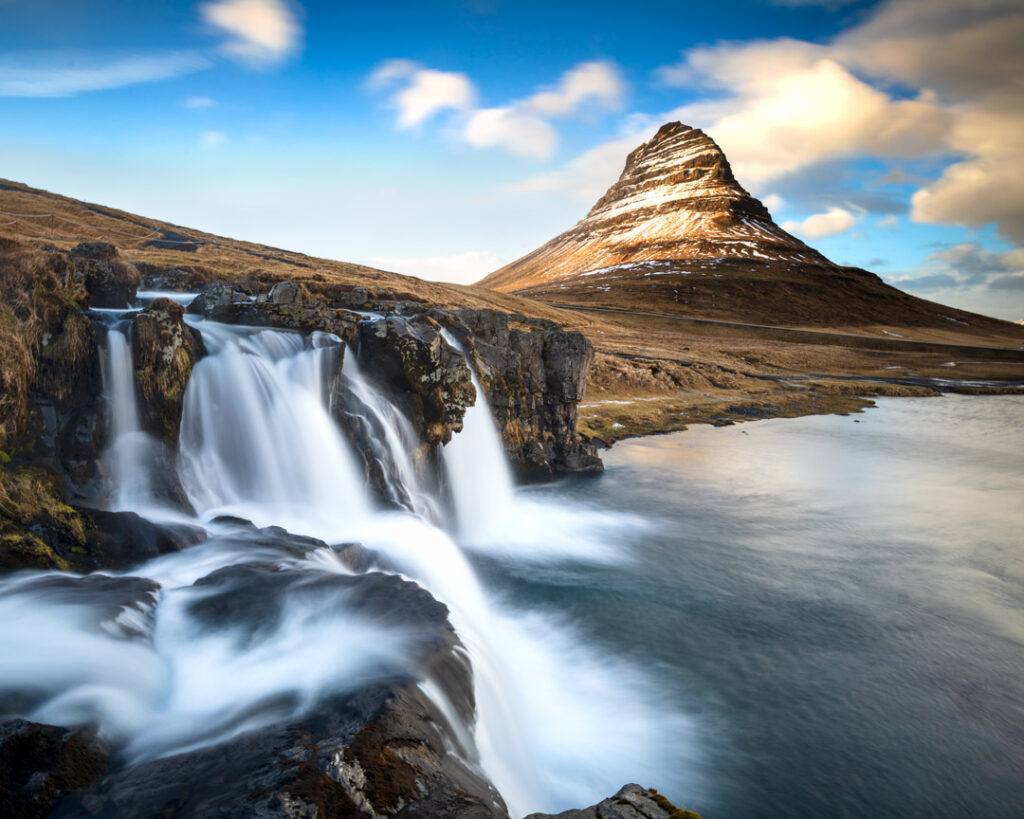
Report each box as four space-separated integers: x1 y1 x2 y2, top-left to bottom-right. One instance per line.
480 121 830 292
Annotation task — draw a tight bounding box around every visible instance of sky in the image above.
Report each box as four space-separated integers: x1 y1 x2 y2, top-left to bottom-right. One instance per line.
2 0 1023 320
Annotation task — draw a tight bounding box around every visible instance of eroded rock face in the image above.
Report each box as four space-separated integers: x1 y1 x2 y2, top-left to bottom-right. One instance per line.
68 243 140 308
357 315 476 447
0 720 108 818
131 298 204 443
441 308 602 479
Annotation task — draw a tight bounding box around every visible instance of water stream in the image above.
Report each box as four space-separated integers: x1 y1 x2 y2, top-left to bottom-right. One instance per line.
0 310 686 817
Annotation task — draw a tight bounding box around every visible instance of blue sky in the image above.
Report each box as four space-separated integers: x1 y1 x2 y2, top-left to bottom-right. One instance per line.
2 0 1023 320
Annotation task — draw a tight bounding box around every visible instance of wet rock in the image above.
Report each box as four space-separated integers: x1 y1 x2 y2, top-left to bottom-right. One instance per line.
131 298 204 442
68 243 140 308
82 509 207 570
0 464 205 574
524 783 700 819
0 719 109 819
55 567 507 818
442 308 602 479
357 315 475 446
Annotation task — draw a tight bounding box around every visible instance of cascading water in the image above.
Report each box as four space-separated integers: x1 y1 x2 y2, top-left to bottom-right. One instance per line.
338 348 442 523
440 339 518 542
177 325 371 536
0 310 688 817
100 324 156 510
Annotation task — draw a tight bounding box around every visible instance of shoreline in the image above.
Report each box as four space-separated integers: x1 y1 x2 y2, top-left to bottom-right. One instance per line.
577 377 1024 447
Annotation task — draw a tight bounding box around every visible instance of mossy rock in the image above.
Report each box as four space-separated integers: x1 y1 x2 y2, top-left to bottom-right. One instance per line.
132 298 204 442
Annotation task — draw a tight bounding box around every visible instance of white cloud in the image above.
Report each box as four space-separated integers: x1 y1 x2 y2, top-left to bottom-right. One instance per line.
762 193 784 213
367 60 476 128
522 61 626 117
659 42 951 185
464 107 557 159
200 0 302 66
0 52 209 97
782 206 859 239
183 95 217 108
368 250 508 284
877 214 899 229
201 130 228 148
367 59 627 159
647 0 1024 246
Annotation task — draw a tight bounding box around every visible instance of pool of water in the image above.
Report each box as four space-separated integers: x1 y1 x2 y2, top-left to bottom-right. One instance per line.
476 395 1024 818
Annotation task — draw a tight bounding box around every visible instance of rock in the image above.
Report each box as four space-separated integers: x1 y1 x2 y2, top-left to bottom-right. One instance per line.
134 262 215 291
356 315 475 446
443 308 603 479
331 285 370 309
81 508 207 570
269 280 304 305
186 280 255 316
131 298 204 442
68 243 140 308
0 719 109 819
0 461 205 574
191 282 361 347
524 784 700 819
53 567 507 818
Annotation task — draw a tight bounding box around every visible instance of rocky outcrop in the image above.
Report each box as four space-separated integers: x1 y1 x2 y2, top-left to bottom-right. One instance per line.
357 314 476 447
438 308 602 479
68 242 140 308
131 298 203 443
524 784 700 819
0 720 109 818
0 461 205 573
51 565 507 818
188 280 361 346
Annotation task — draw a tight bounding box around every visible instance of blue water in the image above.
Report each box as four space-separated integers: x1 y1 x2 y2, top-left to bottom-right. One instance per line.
477 396 1024 818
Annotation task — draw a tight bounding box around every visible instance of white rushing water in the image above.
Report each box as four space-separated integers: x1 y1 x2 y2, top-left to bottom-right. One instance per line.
100 325 157 510
0 315 687 816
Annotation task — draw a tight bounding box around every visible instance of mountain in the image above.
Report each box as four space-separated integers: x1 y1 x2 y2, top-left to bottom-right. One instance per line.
479 122 1019 337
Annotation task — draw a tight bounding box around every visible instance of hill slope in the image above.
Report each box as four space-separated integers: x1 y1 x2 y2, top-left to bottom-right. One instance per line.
480 122 1023 343
0 178 564 320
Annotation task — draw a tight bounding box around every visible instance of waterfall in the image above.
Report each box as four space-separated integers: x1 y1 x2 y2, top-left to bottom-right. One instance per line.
178 326 371 538
2 312 684 818
439 332 517 542
338 351 442 522
100 325 156 510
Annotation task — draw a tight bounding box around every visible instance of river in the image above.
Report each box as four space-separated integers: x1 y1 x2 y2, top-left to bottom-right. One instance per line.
481 395 1024 817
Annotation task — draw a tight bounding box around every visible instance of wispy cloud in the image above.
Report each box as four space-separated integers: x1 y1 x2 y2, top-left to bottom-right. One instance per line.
200 0 303 66
368 60 476 128
0 52 210 97
367 59 627 161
